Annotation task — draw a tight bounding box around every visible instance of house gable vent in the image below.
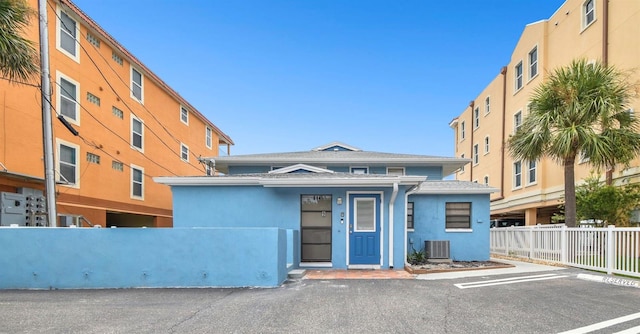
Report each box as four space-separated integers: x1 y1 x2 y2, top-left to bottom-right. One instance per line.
425 240 450 259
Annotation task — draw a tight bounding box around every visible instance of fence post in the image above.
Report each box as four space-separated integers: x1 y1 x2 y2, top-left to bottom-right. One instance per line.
529 227 534 259
560 225 567 264
506 227 511 256
607 225 615 275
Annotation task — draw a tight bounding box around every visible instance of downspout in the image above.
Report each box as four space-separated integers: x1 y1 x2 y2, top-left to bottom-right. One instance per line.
493 66 508 202
603 0 613 185
388 182 398 268
469 101 475 181
602 0 609 66
403 185 421 268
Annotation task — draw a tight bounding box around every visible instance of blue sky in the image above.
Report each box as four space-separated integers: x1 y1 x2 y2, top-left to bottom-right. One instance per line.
72 0 565 156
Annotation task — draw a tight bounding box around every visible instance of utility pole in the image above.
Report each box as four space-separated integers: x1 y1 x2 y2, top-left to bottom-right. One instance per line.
38 0 57 227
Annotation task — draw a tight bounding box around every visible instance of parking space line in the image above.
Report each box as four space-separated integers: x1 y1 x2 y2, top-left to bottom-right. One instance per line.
614 324 640 334
454 273 568 289
557 311 640 334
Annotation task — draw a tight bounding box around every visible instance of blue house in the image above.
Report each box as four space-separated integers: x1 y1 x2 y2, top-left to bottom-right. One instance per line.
156 142 497 270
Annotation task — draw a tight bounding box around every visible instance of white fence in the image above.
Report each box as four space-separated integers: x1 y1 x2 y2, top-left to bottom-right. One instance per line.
490 225 640 278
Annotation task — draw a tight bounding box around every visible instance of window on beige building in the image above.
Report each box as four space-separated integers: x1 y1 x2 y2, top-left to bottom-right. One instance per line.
484 136 490 154
485 96 490 114
473 144 479 165
514 111 522 133
515 61 523 91
513 161 522 188
583 0 596 28
527 160 537 184
529 47 538 79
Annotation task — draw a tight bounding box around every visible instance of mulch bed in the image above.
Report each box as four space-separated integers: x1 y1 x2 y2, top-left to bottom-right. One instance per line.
405 260 514 274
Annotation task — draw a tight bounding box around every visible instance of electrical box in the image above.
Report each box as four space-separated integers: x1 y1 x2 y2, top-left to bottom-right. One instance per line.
0 192 28 226
0 191 47 226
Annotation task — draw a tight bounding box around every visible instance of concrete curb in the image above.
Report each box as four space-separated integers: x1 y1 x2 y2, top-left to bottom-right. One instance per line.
577 273 640 288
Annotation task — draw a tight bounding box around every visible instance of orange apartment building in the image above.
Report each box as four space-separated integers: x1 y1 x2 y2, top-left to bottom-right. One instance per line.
451 0 640 225
0 0 233 227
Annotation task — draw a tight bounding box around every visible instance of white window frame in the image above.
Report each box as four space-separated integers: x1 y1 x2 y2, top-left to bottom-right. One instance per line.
582 0 596 30
514 110 523 133
445 202 472 232
386 167 405 175
205 126 213 149
350 167 369 174
484 136 490 154
528 46 538 80
56 71 80 126
515 61 523 92
527 160 537 185
485 96 490 114
130 67 144 103
180 143 189 162
180 106 189 125
55 7 79 63
513 161 522 189
460 121 466 140
460 154 465 173
56 138 80 188
473 107 480 129
131 115 144 152
130 164 144 200
484 176 489 186
473 144 479 165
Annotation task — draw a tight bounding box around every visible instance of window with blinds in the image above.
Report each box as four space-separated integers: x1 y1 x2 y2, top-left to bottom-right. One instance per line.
445 202 471 229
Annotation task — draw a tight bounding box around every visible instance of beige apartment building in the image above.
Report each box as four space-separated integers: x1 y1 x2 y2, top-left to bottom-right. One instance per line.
450 0 640 225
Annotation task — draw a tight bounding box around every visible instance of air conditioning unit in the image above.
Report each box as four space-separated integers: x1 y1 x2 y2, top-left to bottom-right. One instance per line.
425 240 450 259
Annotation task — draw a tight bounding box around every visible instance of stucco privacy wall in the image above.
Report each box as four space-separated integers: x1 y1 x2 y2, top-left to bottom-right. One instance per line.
408 194 491 261
172 185 411 269
0 227 288 289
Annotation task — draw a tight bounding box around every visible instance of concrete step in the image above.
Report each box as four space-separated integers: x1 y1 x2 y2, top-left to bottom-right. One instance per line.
288 269 306 279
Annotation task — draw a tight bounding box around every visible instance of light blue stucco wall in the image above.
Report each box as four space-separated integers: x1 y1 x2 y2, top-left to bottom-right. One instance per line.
405 166 443 180
172 185 412 269
0 227 288 289
407 194 490 261
228 166 271 174
226 165 443 178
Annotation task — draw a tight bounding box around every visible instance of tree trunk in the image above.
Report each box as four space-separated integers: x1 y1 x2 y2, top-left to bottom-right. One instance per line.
564 158 577 227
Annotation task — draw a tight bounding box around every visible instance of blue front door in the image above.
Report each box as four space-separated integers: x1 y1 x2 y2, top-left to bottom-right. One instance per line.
348 194 381 265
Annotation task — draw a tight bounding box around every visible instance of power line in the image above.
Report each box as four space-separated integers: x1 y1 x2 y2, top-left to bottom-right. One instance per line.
50 2 210 173
47 84 178 176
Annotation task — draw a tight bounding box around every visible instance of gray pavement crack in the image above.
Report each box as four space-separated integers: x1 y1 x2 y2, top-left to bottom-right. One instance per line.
167 290 235 333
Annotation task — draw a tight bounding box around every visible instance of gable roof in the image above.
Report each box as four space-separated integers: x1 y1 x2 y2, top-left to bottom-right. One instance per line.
312 142 362 152
208 144 469 176
412 180 498 195
268 164 334 174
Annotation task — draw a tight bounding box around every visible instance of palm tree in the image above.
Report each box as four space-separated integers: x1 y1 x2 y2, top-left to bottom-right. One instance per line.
508 59 640 227
0 0 38 82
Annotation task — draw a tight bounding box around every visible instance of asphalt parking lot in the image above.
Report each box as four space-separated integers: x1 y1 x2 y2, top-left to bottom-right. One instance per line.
1 267 639 334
